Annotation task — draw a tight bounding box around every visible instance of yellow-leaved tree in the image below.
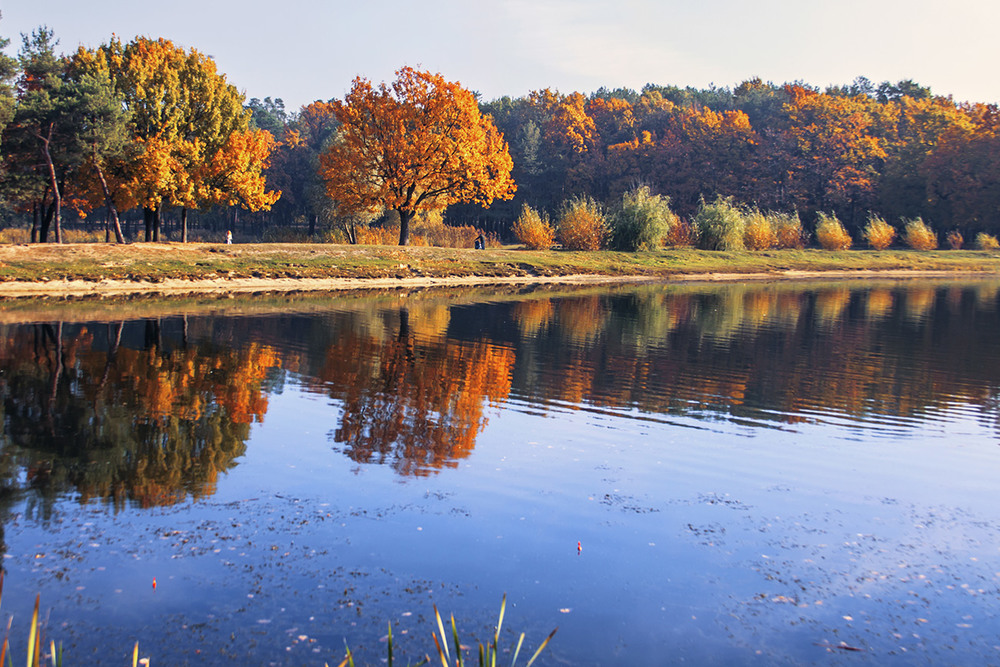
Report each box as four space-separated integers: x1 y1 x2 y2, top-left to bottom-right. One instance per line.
73 37 279 242
320 66 515 246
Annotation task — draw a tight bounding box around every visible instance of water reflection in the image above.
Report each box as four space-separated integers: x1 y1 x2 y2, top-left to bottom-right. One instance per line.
0 279 997 509
0 320 272 514
315 308 515 476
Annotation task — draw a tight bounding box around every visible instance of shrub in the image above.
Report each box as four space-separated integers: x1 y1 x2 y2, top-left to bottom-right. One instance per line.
665 218 697 247
609 186 678 251
771 212 806 249
694 196 745 251
862 215 896 250
945 230 964 249
0 227 30 244
512 204 556 249
743 210 777 250
815 212 852 250
975 232 1000 250
902 217 937 250
558 196 607 250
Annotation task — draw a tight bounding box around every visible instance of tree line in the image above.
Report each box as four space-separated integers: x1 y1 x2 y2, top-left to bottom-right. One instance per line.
3 22 1000 245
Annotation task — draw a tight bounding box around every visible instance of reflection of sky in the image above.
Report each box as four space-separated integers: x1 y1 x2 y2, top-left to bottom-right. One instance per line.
2 283 1000 664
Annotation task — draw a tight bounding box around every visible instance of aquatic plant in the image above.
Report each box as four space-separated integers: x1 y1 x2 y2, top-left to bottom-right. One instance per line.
331 595 557 667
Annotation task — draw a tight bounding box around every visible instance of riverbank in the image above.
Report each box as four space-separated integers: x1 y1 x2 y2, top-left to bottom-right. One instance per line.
0 242 999 297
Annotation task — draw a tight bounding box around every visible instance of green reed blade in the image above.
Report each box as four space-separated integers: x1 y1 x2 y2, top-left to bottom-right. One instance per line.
449 615 461 667
387 622 393 667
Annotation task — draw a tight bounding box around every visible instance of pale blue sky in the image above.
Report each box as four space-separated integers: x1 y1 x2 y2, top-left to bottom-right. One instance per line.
2 0 997 111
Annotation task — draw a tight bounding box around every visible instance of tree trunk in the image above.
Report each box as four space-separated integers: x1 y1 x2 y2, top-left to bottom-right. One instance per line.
39 200 55 243
181 208 188 243
144 207 154 242
308 213 317 237
38 128 62 244
31 202 39 243
398 209 413 246
94 158 126 243
153 206 161 242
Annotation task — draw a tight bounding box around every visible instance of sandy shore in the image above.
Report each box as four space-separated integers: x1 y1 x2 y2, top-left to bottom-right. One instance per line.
0 268 992 298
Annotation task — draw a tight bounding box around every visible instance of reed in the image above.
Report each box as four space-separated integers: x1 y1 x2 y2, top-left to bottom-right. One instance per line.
512 204 556 250
815 212 852 250
331 595 557 667
902 217 937 250
862 215 896 250
743 210 777 251
975 232 1000 250
558 196 607 250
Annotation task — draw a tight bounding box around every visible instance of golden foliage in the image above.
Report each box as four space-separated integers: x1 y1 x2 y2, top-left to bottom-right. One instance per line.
558 197 607 250
771 212 806 249
743 211 777 250
513 204 556 249
862 215 896 250
902 218 937 250
945 230 964 250
815 212 852 250
664 218 696 247
320 67 515 245
975 232 1000 250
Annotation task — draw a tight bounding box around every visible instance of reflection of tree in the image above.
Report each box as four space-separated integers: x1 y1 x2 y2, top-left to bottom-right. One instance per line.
317 309 515 476
0 321 279 510
507 282 1000 431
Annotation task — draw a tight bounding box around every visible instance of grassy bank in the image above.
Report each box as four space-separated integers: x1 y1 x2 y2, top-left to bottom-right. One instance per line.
0 242 998 286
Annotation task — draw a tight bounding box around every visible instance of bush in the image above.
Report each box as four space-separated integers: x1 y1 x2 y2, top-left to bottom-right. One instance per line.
946 230 964 249
771 212 806 249
665 218 697 247
902 217 937 250
609 186 678 251
743 210 777 250
815 212 852 250
975 232 1000 250
512 204 556 249
694 196 745 251
558 196 607 250
862 215 896 250
0 227 30 244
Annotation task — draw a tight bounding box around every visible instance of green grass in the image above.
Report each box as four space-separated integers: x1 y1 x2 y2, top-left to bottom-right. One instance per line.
0 243 999 286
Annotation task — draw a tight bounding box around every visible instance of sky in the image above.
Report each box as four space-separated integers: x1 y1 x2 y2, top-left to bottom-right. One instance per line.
2 0 999 111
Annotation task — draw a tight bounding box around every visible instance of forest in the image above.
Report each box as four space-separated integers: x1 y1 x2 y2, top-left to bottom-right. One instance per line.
2 24 1000 247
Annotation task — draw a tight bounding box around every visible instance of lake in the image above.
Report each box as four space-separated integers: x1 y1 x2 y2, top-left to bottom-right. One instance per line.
0 278 999 665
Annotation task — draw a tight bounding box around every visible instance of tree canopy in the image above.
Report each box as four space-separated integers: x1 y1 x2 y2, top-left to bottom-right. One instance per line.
320 66 515 245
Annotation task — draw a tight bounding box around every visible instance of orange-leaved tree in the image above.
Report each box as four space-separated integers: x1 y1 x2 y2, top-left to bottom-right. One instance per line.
320 66 515 246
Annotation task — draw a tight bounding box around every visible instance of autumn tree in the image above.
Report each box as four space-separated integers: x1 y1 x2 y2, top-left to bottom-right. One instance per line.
320 66 515 246
265 101 340 236
76 37 278 242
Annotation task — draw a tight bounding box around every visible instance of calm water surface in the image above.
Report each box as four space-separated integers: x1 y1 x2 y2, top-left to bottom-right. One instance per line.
1 279 999 665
